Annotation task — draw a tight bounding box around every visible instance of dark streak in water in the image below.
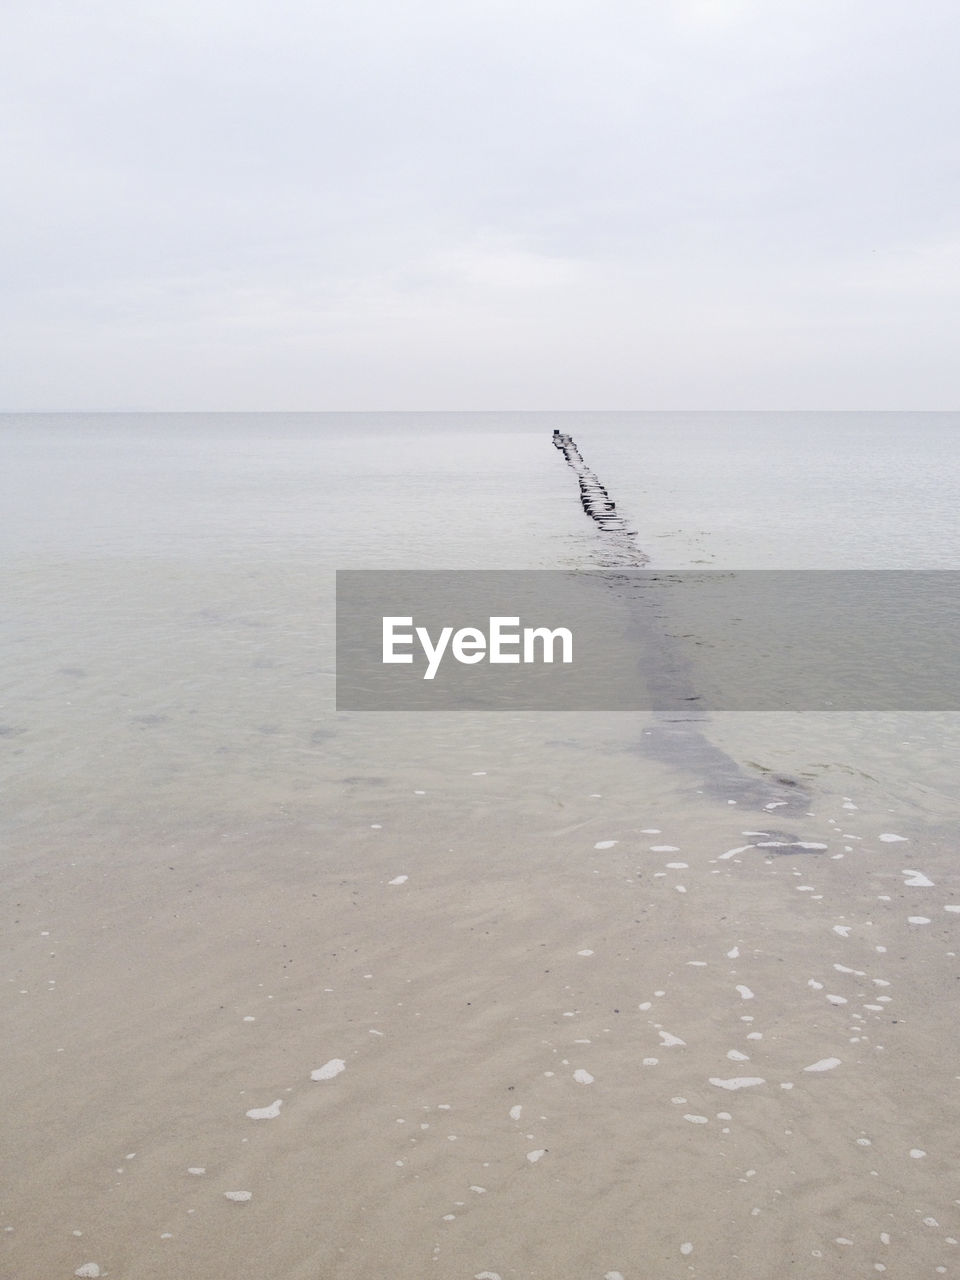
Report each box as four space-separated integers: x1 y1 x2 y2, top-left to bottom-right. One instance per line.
552 432 811 818
638 715 811 818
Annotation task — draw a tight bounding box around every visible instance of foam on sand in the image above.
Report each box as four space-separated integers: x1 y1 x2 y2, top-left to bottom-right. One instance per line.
709 1077 765 1090
718 844 755 860
311 1059 346 1081
902 869 934 887
246 1098 282 1119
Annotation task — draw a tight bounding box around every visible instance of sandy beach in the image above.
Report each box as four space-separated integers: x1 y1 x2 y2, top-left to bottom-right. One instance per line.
4 724 959 1279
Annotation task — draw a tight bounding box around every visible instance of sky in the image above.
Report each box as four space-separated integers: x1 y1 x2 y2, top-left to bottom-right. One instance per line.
2 0 959 410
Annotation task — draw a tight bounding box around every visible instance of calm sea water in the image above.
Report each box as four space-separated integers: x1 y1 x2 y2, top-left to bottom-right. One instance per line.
2 411 959 847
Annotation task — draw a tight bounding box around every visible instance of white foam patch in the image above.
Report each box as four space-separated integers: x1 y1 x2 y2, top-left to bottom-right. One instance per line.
719 845 754 860
736 985 755 1000
74 1267 101 1278
311 1058 346 1081
573 1069 594 1084
577 949 594 956
826 995 848 1005
667 862 689 869
727 1050 750 1061
946 905 960 913
187 1167 205 1176
604 1273 626 1280
833 926 852 937
709 1077 765 1090
902 870 934 887
594 840 618 849
651 844 679 852
804 1058 841 1072
388 875 409 885
641 828 662 833
475 1273 502 1280
684 1114 709 1124
246 1099 282 1120
727 946 740 958
509 1105 522 1120
224 1191 252 1202
908 917 931 924
880 833 908 842
910 1148 926 1158
659 1030 686 1047
681 1242 694 1255
526 1149 546 1163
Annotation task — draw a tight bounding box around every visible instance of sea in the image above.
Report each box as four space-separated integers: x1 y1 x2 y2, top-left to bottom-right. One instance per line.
2 411 959 1280
3 411 959 831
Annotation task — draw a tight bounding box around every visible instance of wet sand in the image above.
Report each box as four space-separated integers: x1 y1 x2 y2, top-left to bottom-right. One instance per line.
3 745 959 1279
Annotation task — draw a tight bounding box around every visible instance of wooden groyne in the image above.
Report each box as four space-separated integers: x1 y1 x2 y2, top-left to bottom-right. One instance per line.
552 428 636 534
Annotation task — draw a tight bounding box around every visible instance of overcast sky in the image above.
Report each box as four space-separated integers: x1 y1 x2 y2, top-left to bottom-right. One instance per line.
2 0 958 410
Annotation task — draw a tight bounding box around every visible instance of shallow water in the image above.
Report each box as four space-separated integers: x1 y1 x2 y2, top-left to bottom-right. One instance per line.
2 413 959 1279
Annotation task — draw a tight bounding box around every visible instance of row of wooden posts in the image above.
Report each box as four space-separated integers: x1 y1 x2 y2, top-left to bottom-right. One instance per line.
552 429 634 533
